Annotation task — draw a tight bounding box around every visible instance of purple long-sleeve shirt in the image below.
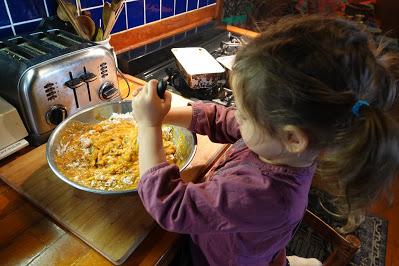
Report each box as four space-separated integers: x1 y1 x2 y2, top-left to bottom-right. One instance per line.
138 102 315 266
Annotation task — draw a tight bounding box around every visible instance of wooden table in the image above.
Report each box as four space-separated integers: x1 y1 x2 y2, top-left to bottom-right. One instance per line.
0 75 228 265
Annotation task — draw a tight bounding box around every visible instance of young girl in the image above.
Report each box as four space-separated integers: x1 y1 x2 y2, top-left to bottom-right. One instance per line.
131 16 399 265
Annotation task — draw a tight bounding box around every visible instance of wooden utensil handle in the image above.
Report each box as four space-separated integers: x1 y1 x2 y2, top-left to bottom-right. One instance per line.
57 0 90 40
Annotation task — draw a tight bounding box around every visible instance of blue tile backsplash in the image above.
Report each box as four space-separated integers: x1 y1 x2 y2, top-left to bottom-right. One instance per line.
161 0 174 19
146 0 161 23
127 0 144 28
0 0 216 39
187 0 197 11
0 1 9 27
175 0 187 15
199 0 207 8
79 0 103 9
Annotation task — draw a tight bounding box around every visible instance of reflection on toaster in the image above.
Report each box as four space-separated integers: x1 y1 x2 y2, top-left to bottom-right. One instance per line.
0 29 120 145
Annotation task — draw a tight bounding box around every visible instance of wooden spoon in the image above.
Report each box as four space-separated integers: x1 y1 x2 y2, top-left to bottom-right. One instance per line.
102 2 112 33
76 15 96 40
103 0 124 40
57 0 90 40
111 0 124 16
113 0 125 24
56 1 76 21
103 5 116 40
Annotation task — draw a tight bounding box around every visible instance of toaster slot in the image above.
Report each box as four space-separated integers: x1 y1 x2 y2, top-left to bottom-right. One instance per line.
1 47 31 60
40 36 68 49
7 36 25 45
56 33 81 45
2 36 49 59
16 44 45 58
19 42 48 56
39 32 80 49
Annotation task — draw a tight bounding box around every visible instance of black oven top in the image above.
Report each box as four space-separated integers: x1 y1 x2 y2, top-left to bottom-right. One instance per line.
116 21 244 106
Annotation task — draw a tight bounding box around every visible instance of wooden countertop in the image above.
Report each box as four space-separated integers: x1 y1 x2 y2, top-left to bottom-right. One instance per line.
0 75 229 265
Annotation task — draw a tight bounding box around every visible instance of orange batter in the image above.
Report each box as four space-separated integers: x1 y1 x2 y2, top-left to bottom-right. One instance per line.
54 114 177 191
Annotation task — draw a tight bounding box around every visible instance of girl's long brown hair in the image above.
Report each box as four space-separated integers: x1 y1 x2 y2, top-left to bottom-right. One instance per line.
232 16 399 212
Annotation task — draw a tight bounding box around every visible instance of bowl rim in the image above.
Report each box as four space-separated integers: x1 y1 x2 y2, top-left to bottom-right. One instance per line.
46 100 197 194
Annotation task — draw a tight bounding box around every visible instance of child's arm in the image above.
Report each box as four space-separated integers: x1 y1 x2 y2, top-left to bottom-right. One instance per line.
137 125 165 174
132 80 240 173
163 106 193 129
166 102 241 144
131 80 171 173
138 164 281 234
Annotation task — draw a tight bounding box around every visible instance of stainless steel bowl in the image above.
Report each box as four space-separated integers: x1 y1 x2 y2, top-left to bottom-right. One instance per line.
46 100 197 194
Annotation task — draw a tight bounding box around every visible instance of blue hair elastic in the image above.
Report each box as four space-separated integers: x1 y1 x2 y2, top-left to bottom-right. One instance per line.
352 100 369 117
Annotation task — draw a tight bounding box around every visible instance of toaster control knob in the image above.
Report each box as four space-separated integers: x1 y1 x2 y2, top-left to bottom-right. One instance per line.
46 105 67 125
99 83 119 100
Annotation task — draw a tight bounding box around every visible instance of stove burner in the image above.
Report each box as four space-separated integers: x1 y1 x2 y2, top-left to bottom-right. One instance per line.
121 26 242 107
214 33 246 57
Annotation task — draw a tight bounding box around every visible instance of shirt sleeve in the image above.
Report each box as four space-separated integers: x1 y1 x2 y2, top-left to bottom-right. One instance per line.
188 101 241 144
138 163 286 234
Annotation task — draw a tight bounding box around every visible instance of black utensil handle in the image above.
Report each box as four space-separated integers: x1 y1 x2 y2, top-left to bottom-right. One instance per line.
157 77 168 99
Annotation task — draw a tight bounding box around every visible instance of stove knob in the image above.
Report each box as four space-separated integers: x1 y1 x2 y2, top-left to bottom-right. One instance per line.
46 105 67 125
99 82 119 100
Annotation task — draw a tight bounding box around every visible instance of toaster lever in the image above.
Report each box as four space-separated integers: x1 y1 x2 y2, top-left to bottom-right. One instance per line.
80 72 97 102
65 78 84 89
80 72 97 83
65 77 84 108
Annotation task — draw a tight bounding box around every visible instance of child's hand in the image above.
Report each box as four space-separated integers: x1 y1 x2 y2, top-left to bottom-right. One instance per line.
131 79 172 127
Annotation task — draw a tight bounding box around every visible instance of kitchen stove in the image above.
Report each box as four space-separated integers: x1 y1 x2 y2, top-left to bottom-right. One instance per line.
117 22 245 106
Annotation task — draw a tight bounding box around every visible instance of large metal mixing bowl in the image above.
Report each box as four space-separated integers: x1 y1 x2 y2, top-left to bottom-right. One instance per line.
46 100 197 194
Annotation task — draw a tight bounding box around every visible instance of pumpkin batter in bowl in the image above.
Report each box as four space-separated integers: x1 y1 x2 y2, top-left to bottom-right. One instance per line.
47 100 196 194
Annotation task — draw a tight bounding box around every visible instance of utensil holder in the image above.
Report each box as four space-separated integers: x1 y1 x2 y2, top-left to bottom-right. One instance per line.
95 37 118 67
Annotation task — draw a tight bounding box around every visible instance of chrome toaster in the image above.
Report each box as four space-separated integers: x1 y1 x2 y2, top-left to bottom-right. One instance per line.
0 29 120 145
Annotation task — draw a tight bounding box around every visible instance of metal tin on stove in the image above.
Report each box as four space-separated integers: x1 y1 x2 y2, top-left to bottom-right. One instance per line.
172 47 226 89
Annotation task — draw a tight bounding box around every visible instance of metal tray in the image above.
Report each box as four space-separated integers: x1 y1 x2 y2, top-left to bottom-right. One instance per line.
172 47 225 89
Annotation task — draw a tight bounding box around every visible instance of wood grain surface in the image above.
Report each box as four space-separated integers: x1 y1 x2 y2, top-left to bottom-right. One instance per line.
0 133 226 265
111 5 218 54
